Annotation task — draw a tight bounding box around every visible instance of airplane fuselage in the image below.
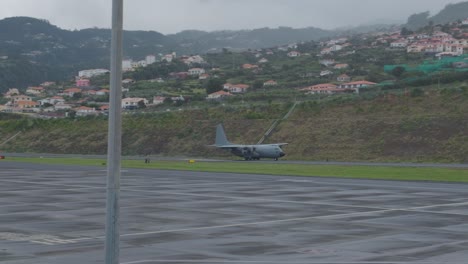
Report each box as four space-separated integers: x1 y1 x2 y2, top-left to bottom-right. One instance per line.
229 144 285 160
213 123 287 161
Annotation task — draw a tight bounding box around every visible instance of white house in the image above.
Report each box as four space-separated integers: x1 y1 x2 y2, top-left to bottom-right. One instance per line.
39 96 65 106
199 73 210 80
226 84 249 93
444 44 464 55
78 69 109 78
390 40 408 48
10 95 32 103
135 60 147 68
407 45 425 53
122 59 133 71
145 55 156 65
462 18 468 25
75 106 97 117
333 64 349 70
188 68 206 76
337 74 351 82
330 45 343 51
263 80 278 86
207 90 232 100
433 31 451 39
161 52 176 62
122 97 148 108
425 43 445 53
320 48 332 55
62 88 82 97
182 55 205 65
96 89 109 96
319 59 335 67
338 81 377 93
287 51 301 57
50 96 65 105
4 88 20 98
320 70 333 77
171 95 185 102
301 83 340 95
153 96 166 105
26 86 45 95
54 103 72 110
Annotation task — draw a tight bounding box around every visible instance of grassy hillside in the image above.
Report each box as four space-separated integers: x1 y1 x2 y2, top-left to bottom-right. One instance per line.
1 86 467 163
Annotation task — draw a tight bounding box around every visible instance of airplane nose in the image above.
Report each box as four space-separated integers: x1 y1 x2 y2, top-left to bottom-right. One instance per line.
279 152 285 157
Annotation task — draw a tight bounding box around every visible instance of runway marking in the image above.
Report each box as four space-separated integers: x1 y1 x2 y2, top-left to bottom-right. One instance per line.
121 260 466 264
315 201 468 220
121 188 468 215
57 205 468 245
0 179 104 189
277 178 468 192
157 181 268 188
4 170 468 248
0 232 77 245
68 201 468 242
98 169 129 172
3 178 468 218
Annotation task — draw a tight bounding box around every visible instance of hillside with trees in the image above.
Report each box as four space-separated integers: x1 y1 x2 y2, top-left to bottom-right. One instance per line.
0 16 385 92
0 6 468 163
1 86 467 162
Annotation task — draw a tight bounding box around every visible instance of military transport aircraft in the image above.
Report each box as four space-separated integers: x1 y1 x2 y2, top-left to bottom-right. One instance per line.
212 124 287 161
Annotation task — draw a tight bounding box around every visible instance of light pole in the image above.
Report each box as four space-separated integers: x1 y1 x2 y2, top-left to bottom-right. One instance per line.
105 0 123 263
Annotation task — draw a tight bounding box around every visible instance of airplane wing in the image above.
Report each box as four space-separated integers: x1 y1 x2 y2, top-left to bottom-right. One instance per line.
210 143 288 148
272 143 288 146
214 144 245 149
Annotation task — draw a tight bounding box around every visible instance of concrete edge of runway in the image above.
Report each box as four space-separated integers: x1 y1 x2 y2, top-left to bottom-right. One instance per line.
1 152 467 169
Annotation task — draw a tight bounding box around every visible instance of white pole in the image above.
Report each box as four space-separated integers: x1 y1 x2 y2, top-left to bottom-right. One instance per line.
105 0 123 263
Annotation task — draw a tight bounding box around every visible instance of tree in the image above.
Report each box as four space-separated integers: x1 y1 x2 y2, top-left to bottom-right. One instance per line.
410 88 424 97
400 27 413 36
72 92 83 100
205 78 224 94
137 100 146 109
252 80 263 90
406 11 430 30
391 66 406 79
163 97 173 104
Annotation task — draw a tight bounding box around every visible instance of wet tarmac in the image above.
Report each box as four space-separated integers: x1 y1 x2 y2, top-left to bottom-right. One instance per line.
1 161 468 264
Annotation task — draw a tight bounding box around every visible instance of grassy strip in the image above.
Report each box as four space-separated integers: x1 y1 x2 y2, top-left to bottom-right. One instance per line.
4 157 468 182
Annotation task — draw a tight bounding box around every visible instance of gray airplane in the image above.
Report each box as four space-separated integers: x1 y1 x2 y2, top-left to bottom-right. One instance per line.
212 124 287 161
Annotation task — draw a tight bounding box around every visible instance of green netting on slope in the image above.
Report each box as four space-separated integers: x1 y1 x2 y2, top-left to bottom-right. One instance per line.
385 55 468 73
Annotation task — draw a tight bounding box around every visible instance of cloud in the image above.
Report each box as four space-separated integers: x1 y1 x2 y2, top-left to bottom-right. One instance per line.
0 0 461 34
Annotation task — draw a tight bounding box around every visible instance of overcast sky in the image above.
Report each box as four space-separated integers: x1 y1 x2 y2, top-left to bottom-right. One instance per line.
0 0 462 34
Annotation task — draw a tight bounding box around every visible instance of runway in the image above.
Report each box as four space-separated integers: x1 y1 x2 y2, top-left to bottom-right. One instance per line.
1 161 468 263
3 152 468 168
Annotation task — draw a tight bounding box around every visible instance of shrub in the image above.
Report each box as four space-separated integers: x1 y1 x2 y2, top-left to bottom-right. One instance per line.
410 88 424 97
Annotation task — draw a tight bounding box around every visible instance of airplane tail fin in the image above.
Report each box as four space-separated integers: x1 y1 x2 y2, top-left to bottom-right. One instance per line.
215 123 232 146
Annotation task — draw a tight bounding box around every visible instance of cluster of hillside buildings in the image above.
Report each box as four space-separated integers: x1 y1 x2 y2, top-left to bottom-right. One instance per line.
0 85 110 117
121 53 206 72
206 80 279 100
3 19 468 116
11 52 209 113
0 84 193 117
299 81 377 95
379 19 468 57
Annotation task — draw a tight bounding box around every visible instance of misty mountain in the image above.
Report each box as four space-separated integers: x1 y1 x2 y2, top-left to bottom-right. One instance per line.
0 17 350 90
405 1 468 30
2 1 459 91
169 26 335 53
